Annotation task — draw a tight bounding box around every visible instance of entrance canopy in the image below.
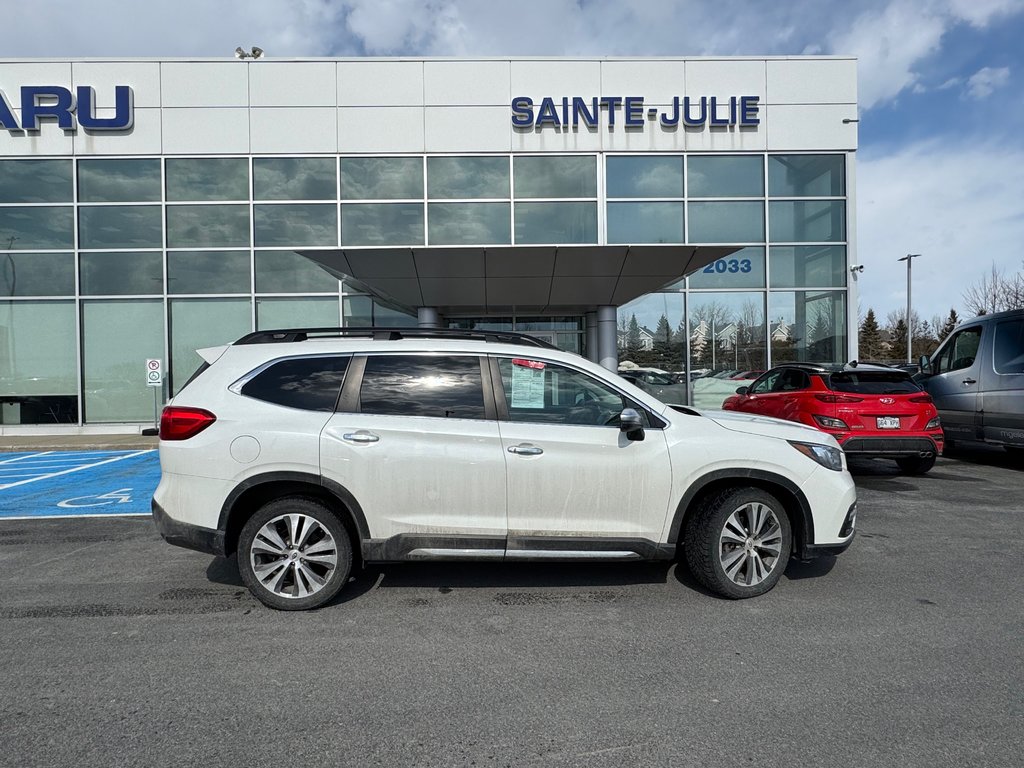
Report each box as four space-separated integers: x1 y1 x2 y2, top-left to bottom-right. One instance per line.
298 245 740 315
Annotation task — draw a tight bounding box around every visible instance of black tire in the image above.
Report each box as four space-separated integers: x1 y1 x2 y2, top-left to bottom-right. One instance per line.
683 487 792 599
238 496 353 611
896 454 936 475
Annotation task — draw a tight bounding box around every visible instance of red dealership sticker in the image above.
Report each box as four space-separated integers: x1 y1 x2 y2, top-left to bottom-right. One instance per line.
512 358 545 370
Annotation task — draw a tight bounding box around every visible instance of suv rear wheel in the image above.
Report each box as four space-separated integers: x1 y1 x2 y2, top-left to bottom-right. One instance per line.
238 497 353 610
895 455 936 475
684 487 792 599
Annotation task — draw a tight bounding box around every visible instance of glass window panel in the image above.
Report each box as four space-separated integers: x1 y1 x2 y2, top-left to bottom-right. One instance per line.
82 299 164 422
688 201 764 243
372 301 416 327
768 155 845 197
256 296 339 330
166 205 250 248
688 292 767 407
78 159 161 202
0 206 73 249
79 205 162 249
0 300 77 396
255 250 339 293
994 319 1024 374
687 247 765 289
428 202 510 245
342 295 415 327
769 201 845 243
769 245 846 288
769 290 847 365
169 298 251 395
617 293 686 373
606 156 683 198
80 252 162 295
340 157 423 200
168 250 250 294
514 202 597 244
241 356 349 411
358 355 485 419
607 202 683 244
166 158 249 201
343 295 373 326
341 203 424 246
514 156 597 198
0 253 74 296
254 204 337 247
0 160 72 203
427 157 509 199
688 156 764 198
253 157 337 200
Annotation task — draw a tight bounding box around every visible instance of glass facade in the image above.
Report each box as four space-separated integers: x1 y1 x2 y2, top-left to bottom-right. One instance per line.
0 151 849 424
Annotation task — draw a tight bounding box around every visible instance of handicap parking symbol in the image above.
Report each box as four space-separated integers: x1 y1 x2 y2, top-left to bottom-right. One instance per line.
57 488 134 509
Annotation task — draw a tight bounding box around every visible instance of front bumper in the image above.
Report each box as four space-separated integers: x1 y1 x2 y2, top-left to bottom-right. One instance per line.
152 500 226 557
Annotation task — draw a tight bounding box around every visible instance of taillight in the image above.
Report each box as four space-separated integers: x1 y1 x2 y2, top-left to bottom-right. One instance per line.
160 406 217 440
910 394 933 403
814 393 864 403
813 414 849 430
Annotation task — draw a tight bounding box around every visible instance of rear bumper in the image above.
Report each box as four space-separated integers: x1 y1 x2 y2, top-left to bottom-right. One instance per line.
152 499 226 557
840 436 940 457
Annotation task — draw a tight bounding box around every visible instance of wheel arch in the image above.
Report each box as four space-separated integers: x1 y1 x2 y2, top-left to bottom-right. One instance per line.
669 469 815 558
218 472 370 562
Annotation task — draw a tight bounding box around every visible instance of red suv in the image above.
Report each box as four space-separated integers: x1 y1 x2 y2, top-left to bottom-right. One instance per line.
722 364 943 474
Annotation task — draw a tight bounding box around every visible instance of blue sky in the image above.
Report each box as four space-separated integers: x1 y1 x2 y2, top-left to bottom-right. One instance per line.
3 0 1023 327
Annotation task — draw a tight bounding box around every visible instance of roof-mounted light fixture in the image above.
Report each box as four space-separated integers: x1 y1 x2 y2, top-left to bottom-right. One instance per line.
234 46 265 59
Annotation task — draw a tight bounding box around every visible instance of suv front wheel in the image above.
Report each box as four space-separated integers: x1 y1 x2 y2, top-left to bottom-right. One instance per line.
238 497 353 610
684 487 792 599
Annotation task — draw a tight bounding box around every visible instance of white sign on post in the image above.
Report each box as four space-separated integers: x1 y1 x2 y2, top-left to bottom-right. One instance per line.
146 358 163 388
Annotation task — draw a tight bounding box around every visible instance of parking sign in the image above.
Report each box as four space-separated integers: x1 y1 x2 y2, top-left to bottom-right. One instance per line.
146 358 163 387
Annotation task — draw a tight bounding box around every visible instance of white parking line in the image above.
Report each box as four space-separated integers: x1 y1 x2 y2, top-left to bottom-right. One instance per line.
0 451 53 465
0 449 156 491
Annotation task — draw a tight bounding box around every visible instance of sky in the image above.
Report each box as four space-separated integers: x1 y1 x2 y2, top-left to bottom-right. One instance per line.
2 0 1023 327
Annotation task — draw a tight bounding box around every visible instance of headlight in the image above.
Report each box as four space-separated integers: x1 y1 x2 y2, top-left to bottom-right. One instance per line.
789 440 844 471
925 417 941 430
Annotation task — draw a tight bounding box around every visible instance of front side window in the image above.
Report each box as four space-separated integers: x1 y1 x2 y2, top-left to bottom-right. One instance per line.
938 327 982 374
993 319 1024 374
497 357 642 427
358 355 485 419
747 371 781 395
240 356 349 411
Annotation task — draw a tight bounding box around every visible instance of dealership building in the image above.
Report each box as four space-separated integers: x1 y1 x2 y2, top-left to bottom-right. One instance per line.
0 56 858 431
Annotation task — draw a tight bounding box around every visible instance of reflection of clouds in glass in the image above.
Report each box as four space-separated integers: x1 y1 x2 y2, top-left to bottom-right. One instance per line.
514 157 597 198
254 159 337 201
514 202 597 244
166 159 249 201
79 206 162 248
254 204 337 247
607 158 683 198
0 253 75 297
360 357 485 418
428 203 510 245
689 157 763 198
427 157 509 199
341 204 424 246
167 205 250 247
607 202 683 244
78 160 161 202
80 252 162 295
255 251 337 293
0 207 73 249
341 158 423 200
168 251 250 294
688 202 763 243
0 160 73 203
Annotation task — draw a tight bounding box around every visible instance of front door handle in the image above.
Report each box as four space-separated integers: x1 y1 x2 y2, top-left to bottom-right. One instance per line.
962 378 977 385
343 431 380 443
508 444 543 456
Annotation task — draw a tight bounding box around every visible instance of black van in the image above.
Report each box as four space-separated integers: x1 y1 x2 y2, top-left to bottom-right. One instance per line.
916 309 1024 453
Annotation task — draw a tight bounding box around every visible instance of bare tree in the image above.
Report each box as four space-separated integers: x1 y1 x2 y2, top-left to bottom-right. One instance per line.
962 262 1024 315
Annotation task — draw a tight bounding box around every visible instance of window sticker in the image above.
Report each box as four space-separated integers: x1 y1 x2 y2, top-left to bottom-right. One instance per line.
510 359 545 408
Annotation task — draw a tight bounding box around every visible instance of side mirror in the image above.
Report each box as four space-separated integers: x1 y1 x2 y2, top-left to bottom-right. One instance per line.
619 407 645 441
735 386 749 395
918 355 930 371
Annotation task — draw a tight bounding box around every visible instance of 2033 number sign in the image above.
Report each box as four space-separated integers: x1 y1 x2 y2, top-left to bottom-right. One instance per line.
703 258 753 274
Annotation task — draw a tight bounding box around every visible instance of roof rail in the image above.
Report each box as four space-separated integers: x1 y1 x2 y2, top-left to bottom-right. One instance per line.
233 326 560 349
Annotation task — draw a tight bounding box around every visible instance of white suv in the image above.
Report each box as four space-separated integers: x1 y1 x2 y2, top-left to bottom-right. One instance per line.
153 328 857 610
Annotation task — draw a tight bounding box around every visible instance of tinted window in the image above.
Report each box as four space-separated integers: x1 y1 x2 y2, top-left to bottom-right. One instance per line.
938 327 982 374
829 372 920 394
359 356 485 419
773 369 810 391
993 319 1024 374
748 371 780 394
498 357 643 426
241 356 349 411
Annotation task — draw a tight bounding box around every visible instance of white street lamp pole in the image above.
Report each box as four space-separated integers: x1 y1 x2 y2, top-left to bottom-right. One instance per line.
898 253 921 364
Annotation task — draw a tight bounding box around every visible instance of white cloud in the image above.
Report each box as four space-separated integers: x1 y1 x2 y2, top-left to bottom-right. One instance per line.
965 66 1010 99
857 140 1024 319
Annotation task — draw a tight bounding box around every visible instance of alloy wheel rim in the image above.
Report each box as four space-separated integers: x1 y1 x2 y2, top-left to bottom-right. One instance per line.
718 502 783 587
249 513 338 599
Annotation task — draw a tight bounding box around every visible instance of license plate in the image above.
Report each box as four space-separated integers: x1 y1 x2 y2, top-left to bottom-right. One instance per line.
876 416 900 429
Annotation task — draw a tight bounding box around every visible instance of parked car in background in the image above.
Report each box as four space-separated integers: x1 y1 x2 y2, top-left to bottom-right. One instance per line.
616 365 689 405
915 309 1024 454
723 363 943 474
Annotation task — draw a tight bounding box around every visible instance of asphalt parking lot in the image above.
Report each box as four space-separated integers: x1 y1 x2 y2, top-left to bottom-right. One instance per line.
0 445 1021 768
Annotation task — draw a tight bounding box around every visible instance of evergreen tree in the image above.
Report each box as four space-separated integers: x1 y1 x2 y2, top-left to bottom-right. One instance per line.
890 318 908 361
859 308 884 362
938 308 959 342
625 314 644 359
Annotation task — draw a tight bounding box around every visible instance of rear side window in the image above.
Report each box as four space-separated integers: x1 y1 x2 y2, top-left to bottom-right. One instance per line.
829 371 920 395
359 355 486 419
993 319 1024 374
240 356 349 411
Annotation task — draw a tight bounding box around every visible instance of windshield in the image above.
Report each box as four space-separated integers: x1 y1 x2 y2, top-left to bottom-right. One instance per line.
828 371 920 395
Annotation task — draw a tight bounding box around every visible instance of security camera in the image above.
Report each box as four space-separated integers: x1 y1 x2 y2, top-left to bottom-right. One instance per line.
251 47 264 59
850 265 864 273
234 47 246 59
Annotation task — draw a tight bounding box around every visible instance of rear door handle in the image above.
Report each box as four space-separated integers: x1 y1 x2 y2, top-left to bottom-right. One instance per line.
343 431 380 443
508 444 543 456
962 378 977 385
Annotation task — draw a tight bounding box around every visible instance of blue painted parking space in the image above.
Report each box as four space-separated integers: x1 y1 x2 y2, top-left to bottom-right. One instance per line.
0 450 160 519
